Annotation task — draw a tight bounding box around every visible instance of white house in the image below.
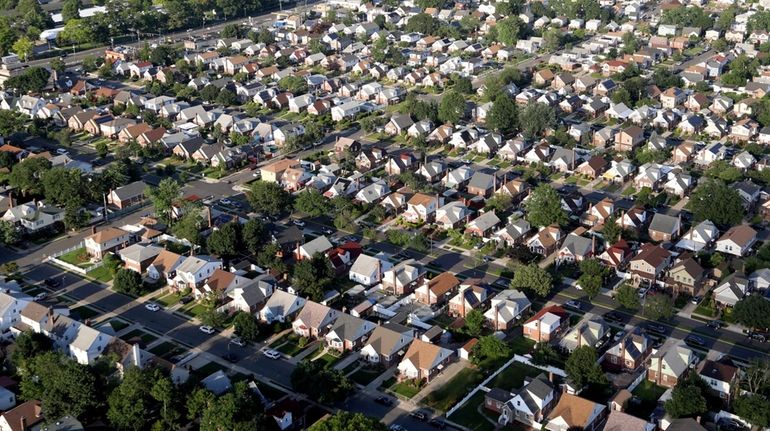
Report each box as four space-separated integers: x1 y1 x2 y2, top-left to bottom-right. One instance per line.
349 253 393 286
259 290 306 323
715 225 757 257
171 256 223 289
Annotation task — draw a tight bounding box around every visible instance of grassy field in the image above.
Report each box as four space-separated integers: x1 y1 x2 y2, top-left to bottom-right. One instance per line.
194 362 226 378
509 337 536 355
87 265 113 283
423 368 484 412
349 367 383 386
489 362 543 391
447 392 496 431
693 303 717 318
58 248 91 267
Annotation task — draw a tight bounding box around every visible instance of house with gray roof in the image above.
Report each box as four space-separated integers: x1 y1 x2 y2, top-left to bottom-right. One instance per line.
360 323 415 366
648 341 697 388
500 373 557 425
556 233 593 265
118 244 162 273
324 313 376 351
465 211 501 237
107 180 148 210
296 236 334 260
259 290 306 324
648 213 681 242
560 315 608 352
485 289 531 331
714 273 749 307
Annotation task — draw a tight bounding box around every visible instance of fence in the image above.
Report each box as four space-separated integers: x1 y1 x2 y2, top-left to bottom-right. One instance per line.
45 242 104 276
626 371 647 393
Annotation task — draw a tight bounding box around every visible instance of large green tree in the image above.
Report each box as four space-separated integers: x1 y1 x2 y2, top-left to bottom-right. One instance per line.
525 184 567 227
20 352 99 420
734 294 770 330
437 90 465 124
665 373 708 418
518 102 556 137
565 346 607 389
309 412 388 431
10 331 51 369
146 178 180 224
107 367 154 431
207 222 240 258
688 179 745 227
496 16 523 46
233 311 259 342
8 157 51 196
615 284 640 309
510 263 553 297
734 394 770 428
643 293 675 320
292 253 334 301
294 188 330 217
247 180 292 217
242 218 267 255
487 94 519 134
291 360 352 403
113 268 143 296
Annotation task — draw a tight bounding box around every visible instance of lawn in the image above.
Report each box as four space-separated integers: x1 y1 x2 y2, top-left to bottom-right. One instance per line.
87 265 113 283
621 186 637 196
693 303 717 318
489 362 542 392
58 247 91 268
423 368 484 412
632 380 666 402
195 361 226 378
120 329 158 345
447 392 496 431
108 319 129 332
509 337 536 355
313 352 342 369
390 379 423 399
181 302 208 318
349 367 383 386
72 306 100 321
149 342 186 359
602 182 621 193
271 335 313 357
156 292 182 307
721 307 737 324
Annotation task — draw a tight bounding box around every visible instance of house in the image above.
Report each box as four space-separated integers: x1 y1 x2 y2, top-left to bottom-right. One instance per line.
545 393 606 431
0 400 45 431
522 305 568 342
484 289 531 331
195 268 250 300
349 253 393 286
147 250 186 281
1 202 64 233
385 115 414 135
499 374 557 426
84 227 131 259
465 211 501 238
599 239 632 269
614 126 644 152
603 330 651 372
382 259 425 295
397 339 454 383
576 156 608 179
260 159 301 183
556 233 594 265
415 272 460 306
666 255 705 296
629 244 671 285
467 172 496 197
118 244 162 274
360 323 414 366
582 198 614 227
713 273 749 307
527 225 562 256
170 255 223 290
494 219 531 248
403 193 439 223
324 313 376 351
715 225 757 257
697 357 740 403
648 342 698 388
107 180 147 209
648 213 681 242
219 276 275 314
560 316 608 352
603 411 655 431
296 236 334 260
448 281 488 318
292 301 339 338
676 220 718 252
0 291 29 333
259 290 306 323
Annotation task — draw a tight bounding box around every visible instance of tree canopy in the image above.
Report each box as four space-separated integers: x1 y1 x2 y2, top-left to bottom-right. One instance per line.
734 294 770 330
308 412 388 431
518 102 556 137
565 346 607 389
665 373 708 418
486 94 519 134
292 253 334 301
689 179 745 227
437 90 465 124
207 222 241 258
113 268 143 296
525 184 567 227
510 263 553 297
247 180 292 217
291 360 352 403
20 352 99 420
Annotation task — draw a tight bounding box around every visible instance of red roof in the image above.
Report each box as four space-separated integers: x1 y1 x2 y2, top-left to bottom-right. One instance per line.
525 305 568 325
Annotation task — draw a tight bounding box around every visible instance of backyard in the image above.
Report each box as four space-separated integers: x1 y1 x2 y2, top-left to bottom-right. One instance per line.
423 368 484 412
57 248 92 268
489 362 543 392
628 380 666 419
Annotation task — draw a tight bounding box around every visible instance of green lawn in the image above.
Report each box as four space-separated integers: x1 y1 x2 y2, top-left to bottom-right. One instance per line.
195 362 226 378
72 306 100 320
156 292 182 307
489 362 542 391
58 247 91 267
602 182 621 193
350 367 383 386
313 352 342 369
390 380 423 399
509 337 536 355
423 368 484 412
149 342 186 359
120 329 158 345
447 392 496 431
621 186 637 196
87 265 113 283
632 380 666 402
108 319 129 332
181 302 208 318
693 303 717 318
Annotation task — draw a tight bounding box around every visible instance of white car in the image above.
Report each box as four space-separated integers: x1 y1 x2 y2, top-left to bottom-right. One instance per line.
199 325 215 334
220 198 232 206
33 292 47 301
56 148 69 155
292 219 306 227
230 337 245 347
263 349 280 359
145 303 160 312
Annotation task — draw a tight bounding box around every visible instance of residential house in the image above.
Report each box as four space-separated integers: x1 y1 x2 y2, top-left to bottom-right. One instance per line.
415 272 460 306
676 220 718 252
465 211 501 238
713 273 749 307
666 255 705 296
1 202 64 233
560 316 608 352
403 193 439 223
648 342 698 388
648 213 681 242
118 244 162 274
259 290 306 323
147 250 186 281
545 393 606 431
629 244 672 285
84 227 131 259
522 305 568 342
170 256 223 290
382 259 425 295
107 180 147 209
527 225 562 256
697 357 740 403
556 233 594 265
349 254 393 286
448 281 488 318
292 301 339 339
325 313 376 352
603 331 652 372
360 323 414 366
397 339 454 383
715 224 757 257
485 289 532 331
499 374 557 426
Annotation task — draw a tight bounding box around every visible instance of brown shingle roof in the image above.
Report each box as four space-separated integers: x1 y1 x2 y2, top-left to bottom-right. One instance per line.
87 227 127 245
547 393 602 428
427 272 460 296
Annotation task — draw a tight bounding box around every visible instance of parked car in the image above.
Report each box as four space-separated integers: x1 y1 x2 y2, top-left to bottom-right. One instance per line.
230 337 245 347
691 295 702 305
645 323 666 333
685 335 705 346
638 287 649 298
179 296 194 304
375 396 394 406
389 426 407 431
564 300 581 310
707 320 723 329
292 219 306 227
222 352 238 363
220 198 232 206
263 349 280 359
604 312 622 322
199 325 215 334
33 292 47 301
748 332 767 342
428 419 447 429
613 330 626 342
322 227 334 235
145 303 160 312
56 148 69 155
409 411 427 421
44 278 61 288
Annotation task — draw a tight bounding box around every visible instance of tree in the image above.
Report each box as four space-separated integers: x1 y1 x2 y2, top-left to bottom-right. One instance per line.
247 181 292 217
486 94 519 134
689 179 744 227
485 193 512 212
198 293 225 328
96 140 109 158
518 102 556 137
733 294 770 330
665 373 708 418
615 284 640 309
61 0 81 22
171 207 203 245
742 358 770 394
207 222 240 258
578 259 605 299
242 218 267 255
9 157 50 196
309 412 388 431
291 360 352 403
471 335 511 367
215 88 238 106
278 75 308 94
454 76 473 94
464 309 485 337
525 184 567 227
10 331 52 369
543 28 562 52
602 214 621 244
107 367 153 431
294 188 330 217
496 16 523 46
565 346 607 389
734 394 770 428
20 352 99 420
510 263 553 297
200 84 220 102
113 268 143 296
233 311 259 342
437 90 465 124
150 374 181 429
11 35 32 61
0 220 20 245
643 293 674 320
145 178 180 224
405 13 436 34
292 253 334 301
60 19 94 45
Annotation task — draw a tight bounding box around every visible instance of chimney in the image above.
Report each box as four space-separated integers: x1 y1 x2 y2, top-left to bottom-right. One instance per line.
206 206 212 228
591 235 596 256
8 192 12 209
132 343 142 368
19 416 26 431
548 371 554 382
91 225 97 234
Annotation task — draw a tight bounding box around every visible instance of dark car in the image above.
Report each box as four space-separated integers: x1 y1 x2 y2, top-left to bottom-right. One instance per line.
180 295 194 305
222 353 238 363
409 411 427 421
44 278 61 288
428 419 447 429
686 335 705 346
604 312 622 322
322 227 334 235
706 320 723 329
748 332 767 342
375 396 394 406
646 323 666 333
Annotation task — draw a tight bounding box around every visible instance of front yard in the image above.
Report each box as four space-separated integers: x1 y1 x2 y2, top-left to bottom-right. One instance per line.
389 379 423 399
423 368 484 412
87 265 113 283
349 366 383 386
120 329 158 345
269 333 314 357
58 247 92 268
